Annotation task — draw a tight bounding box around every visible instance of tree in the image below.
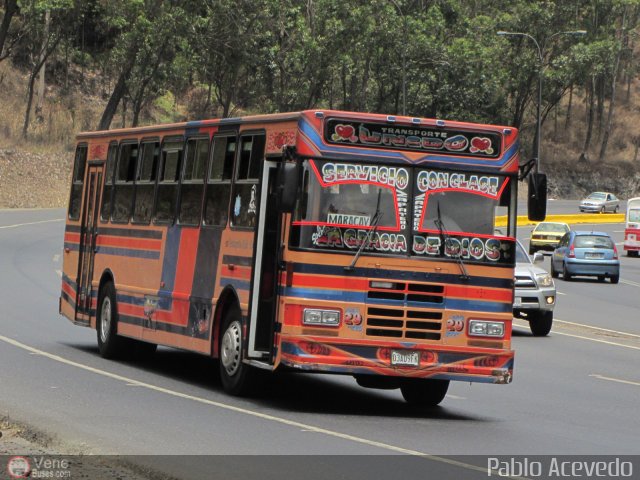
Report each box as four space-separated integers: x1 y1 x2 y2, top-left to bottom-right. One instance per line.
0 0 19 61
20 0 76 139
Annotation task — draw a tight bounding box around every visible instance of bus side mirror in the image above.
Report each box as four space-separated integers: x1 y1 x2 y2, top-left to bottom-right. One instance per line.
278 162 299 213
528 172 547 221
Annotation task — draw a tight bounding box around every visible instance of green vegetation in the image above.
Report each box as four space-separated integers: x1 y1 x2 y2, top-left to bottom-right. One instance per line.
1 0 639 166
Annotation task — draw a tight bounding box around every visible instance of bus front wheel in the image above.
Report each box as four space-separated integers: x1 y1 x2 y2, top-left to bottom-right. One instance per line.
97 281 127 359
400 379 449 407
219 306 261 396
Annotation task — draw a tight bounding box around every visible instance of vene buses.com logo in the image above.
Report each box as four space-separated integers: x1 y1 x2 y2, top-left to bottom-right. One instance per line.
7 456 31 478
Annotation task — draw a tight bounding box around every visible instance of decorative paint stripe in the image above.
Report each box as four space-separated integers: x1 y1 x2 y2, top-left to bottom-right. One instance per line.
115 292 171 310
291 262 512 289
61 282 76 301
96 235 162 251
414 139 520 169
300 117 517 170
280 286 510 313
299 119 408 163
64 232 80 243
97 226 163 239
287 273 511 303
60 290 73 307
174 228 200 294
61 273 77 291
222 255 253 267
64 242 80 252
119 314 192 336
220 277 250 291
221 264 252 281
191 228 223 299
95 246 160 259
160 226 182 292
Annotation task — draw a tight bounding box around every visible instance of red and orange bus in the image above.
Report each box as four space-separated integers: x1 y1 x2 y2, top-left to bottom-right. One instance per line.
60 110 537 406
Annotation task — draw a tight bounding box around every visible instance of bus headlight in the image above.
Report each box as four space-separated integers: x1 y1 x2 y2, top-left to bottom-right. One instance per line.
535 273 553 287
303 309 341 326
469 320 504 337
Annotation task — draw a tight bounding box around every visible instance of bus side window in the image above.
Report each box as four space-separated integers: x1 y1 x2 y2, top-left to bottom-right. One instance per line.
68 144 88 221
100 143 118 222
231 133 265 228
179 137 209 225
204 135 235 226
111 141 139 224
154 139 183 224
133 141 160 224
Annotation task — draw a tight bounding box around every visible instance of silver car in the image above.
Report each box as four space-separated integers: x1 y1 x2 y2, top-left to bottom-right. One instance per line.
514 240 556 336
579 192 620 213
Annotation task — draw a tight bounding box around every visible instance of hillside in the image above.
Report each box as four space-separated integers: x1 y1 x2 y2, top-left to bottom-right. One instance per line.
1 60 640 209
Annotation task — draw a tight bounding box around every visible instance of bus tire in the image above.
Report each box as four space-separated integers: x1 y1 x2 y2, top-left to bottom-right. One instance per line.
529 310 553 336
400 379 449 407
219 305 260 396
97 281 127 359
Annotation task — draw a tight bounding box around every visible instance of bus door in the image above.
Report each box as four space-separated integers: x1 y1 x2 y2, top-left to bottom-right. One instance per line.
248 160 282 360
75 164 103 323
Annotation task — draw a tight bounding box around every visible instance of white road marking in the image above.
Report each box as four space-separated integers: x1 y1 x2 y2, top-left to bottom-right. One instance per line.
613 230 624 233
0 333 510 477
553 319 640 338
446 394 466 400
53 254 60 263
55 270 62 278
590 374 640 388
556 291 567 296
0 218 64 230
620 279 640 288
551 331 640 351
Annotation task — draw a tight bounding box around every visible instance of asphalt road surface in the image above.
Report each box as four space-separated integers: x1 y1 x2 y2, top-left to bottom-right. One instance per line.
1 206 639 479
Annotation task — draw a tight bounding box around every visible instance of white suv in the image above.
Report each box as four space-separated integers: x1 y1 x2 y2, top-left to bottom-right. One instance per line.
513 240 556 336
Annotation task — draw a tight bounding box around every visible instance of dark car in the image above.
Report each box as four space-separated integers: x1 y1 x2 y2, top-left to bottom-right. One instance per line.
551 231 620 283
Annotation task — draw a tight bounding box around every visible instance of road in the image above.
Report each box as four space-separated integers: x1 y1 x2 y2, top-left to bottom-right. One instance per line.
1 205 639 478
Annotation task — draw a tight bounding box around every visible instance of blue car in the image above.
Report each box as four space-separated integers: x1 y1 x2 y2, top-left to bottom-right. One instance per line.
551 231 620 283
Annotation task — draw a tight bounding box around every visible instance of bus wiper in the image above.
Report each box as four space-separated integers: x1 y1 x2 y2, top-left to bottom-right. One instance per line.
434 201 470 281
345 189 383 272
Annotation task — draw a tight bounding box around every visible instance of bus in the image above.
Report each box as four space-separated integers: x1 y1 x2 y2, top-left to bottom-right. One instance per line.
624 197 640 257
60 110 540 407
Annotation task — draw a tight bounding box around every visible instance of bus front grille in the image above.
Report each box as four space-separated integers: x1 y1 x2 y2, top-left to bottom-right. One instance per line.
365 306 443 340
364 282 445 340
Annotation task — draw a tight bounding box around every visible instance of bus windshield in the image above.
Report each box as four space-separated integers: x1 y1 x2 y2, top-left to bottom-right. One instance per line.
290 159 514 264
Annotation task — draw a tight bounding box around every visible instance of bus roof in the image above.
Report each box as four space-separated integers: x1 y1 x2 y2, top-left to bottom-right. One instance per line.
77 110 519 173
77 110 514 139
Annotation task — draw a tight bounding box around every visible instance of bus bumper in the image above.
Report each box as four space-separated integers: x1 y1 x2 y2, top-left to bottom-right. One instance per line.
278 336 514 384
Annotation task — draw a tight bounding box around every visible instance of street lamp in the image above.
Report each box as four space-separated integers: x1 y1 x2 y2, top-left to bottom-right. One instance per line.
497 30 586 172
390 0 407 115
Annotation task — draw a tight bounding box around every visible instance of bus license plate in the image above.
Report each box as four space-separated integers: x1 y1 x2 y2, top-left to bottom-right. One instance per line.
391 350 419 367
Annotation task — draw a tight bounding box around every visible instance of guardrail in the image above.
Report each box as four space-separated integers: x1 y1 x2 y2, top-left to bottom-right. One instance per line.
496 213 625 227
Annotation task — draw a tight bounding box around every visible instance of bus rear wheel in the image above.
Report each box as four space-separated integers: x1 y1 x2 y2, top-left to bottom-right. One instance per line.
400 379 449 407
97 281 127 359
219 306 261 396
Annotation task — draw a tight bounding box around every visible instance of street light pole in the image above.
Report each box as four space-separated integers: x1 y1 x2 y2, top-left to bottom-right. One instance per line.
390 0 406 115
497 30 586 173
